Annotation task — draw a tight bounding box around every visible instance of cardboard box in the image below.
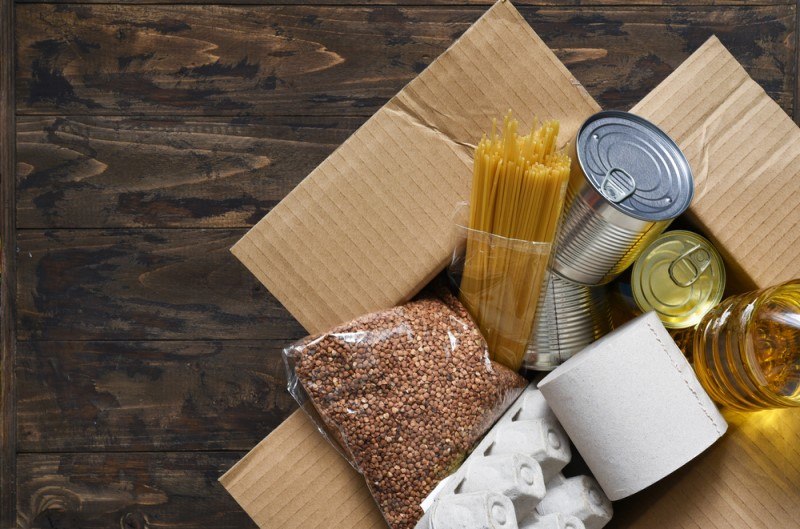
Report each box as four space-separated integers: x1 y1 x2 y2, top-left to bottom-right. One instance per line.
222 1 800 528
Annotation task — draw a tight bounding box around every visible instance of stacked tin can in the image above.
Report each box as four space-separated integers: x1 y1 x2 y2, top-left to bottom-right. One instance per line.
526 111 694 371
525 275 612 370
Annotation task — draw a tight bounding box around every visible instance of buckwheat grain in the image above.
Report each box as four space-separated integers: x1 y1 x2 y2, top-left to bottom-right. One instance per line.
287 290 526 529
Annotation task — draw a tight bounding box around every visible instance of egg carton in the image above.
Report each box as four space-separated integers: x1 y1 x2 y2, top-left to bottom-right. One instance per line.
416 385 612 529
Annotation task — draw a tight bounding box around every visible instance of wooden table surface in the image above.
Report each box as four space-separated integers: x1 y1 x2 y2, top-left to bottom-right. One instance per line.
0 0 798 527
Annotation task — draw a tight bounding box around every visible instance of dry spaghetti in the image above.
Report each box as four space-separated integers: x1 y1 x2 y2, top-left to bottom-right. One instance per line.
459 112 571 371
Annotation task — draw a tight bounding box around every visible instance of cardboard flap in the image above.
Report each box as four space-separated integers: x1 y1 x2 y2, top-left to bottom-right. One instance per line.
633 36 800 290
232 0 599 334
220 411 387 529
607 407 800 529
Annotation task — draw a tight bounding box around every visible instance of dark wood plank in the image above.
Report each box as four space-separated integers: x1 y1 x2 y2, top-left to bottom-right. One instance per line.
16 452 256 529
546 4 796 112
16 229 306 341
16 5 461 117
13 0 795 5
16 5 796 117
16 340 295 452
1 0 16 523
16 116 362 229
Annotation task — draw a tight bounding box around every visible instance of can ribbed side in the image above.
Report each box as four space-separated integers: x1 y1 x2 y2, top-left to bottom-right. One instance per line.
525 275 613 371
553 191 666 285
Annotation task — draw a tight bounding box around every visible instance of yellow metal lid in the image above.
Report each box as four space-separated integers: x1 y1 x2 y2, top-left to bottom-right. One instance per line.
632 230 726 329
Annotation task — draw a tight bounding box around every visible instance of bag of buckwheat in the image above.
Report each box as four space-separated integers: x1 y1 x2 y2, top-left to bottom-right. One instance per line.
283 286 526 529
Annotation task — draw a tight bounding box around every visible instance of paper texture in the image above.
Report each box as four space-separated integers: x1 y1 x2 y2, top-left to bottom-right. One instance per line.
231 0 599 335
538 312 727 501
633 36 800 291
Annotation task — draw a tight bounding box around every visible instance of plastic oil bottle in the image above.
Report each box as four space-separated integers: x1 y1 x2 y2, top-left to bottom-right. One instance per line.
693 279 800 410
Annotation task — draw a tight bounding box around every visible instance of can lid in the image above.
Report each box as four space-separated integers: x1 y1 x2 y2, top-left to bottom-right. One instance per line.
577 111 693 221
632 230 725 329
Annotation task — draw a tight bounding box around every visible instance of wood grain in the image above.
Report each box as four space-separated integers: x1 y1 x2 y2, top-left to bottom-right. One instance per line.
16 5 796 117
16 116 362 229
16 452 257 529
16 5 459 117
8 4 800 529
16 340 295 452
1 0 16 523
13 0 795 6
16 229 306 341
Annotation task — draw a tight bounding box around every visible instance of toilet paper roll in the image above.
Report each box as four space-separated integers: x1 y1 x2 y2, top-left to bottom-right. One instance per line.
538 312 727 501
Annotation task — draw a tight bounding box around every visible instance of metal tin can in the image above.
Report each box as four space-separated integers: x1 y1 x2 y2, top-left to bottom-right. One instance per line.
631 230 725 329
525 274 613 371
553 111 694 286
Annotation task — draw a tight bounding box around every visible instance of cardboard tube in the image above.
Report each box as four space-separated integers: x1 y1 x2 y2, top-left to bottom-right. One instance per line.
538 312 727 500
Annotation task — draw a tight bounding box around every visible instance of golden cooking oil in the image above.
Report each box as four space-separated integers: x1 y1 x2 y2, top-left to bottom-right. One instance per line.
632 230 725 329
693 280 800 410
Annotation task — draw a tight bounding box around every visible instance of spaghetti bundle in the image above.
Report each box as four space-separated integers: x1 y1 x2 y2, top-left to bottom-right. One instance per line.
459 112 571 371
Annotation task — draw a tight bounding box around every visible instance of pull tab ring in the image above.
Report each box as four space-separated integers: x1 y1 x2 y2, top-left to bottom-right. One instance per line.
600 167 636 203
668 244 711 288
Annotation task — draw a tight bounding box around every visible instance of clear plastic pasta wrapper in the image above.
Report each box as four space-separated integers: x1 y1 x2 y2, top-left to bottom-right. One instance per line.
450 223 553 371
457 113 570 371
283 285 527 529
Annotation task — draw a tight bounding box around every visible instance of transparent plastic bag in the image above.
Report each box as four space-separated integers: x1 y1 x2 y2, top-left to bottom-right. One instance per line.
284 286 527 529
450 223 553 372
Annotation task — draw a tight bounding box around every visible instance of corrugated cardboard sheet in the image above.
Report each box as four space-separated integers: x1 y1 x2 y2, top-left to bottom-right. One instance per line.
608 407 800 529
224 2 800 528
220 411 387 529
